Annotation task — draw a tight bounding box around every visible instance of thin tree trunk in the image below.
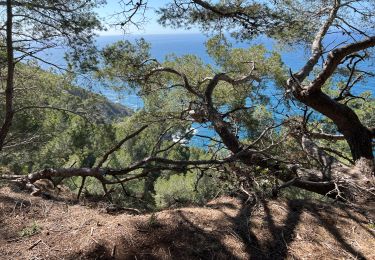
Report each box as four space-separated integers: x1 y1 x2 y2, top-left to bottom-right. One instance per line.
77 176 86 200
0 0 14 151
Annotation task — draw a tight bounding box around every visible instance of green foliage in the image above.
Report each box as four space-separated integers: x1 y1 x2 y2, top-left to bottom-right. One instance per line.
98 39 152 89
19 222 41 237
1 1 104 72
154 171 224 209
157 0 290 41
367 223 375 230
0 64 121 173
2 0 374 211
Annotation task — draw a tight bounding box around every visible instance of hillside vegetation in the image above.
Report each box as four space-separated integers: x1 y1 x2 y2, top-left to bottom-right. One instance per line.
0 1 374 259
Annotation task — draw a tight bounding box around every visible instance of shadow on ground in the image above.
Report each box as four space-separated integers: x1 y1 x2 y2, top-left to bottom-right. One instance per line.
63 197 373 260
0 186 373 260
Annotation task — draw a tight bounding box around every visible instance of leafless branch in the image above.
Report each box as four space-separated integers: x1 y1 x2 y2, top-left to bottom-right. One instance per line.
293 0 340 83
309 131 345 141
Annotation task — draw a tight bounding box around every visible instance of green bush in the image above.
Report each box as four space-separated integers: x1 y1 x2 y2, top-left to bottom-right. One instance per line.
154 171 221 209
19 222 41 237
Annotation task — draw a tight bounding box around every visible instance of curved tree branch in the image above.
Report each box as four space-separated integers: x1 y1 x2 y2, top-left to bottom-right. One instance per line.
307 36 375 94
147 67 202 97
204 61 258 107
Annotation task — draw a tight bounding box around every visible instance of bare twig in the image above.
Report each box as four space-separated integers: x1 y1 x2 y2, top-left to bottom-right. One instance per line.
28 239 42 250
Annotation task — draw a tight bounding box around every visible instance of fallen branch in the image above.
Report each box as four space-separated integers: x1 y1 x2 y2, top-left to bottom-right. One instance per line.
28 239 42 250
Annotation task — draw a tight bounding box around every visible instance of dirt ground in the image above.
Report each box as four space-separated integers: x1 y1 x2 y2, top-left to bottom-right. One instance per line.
0 184 374 260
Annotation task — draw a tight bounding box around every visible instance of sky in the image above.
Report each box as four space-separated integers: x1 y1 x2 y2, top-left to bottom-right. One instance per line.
96 0 199 35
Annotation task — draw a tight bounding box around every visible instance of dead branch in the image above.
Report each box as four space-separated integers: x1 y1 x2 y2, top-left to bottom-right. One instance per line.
308 131 345 141
28 239 42 250
293 0 340 83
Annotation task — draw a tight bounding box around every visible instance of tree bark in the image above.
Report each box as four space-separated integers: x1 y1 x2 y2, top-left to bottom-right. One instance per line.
0 0 15 151
294 90 374 168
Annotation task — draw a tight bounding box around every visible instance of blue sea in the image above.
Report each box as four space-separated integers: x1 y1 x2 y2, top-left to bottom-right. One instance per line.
37 33 374 146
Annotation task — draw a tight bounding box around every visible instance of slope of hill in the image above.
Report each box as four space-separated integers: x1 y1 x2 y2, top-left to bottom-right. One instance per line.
0 185 374 260
66 87 132 123
5 63 133 125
